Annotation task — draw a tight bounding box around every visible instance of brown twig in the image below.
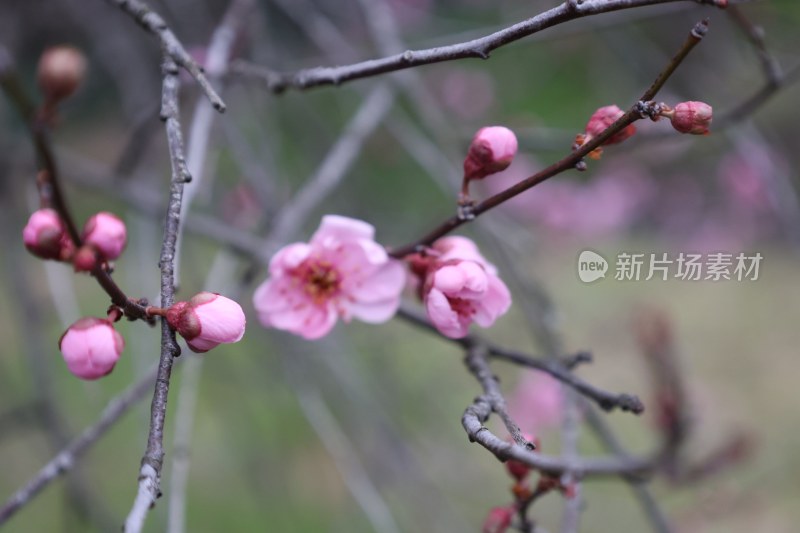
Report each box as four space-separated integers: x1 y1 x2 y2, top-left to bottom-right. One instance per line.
387 18 709 258
0 46 151 321
231 0 725 94
397 305 644 414
123 54 187 533
103 0 226 111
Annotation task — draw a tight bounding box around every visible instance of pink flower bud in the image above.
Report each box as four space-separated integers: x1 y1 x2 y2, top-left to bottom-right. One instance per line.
463 126 518 181
167 292 246 353
584 105 636 145
37 46 87 103
22 208 68 260
59 317 124 380
482 506 514 533
82 212 127 261
669 101 712 135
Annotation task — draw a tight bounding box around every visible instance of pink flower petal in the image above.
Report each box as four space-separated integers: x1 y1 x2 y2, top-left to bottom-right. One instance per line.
311 215 375 247
426 288 469 338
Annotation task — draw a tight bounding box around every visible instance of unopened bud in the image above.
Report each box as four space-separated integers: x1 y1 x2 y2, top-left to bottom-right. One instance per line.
583 105 636 145
166 292 246 353
59 317 124 380
463 126 518 182
22 208 67 260
668 101 713 135
37 46 87 103
82 211 127 261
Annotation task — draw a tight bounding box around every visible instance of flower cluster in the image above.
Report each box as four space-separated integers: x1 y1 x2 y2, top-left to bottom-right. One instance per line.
23 207 246 379
22 208 127 272
252 214 513 341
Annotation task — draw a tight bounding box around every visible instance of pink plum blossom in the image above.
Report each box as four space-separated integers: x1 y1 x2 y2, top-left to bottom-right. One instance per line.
59 317 124 380
253 215 406 340
423 238 511 339
463 126 518 182
508 373 564 436
166 292 246 353
82 211 127 261
23 208 69 260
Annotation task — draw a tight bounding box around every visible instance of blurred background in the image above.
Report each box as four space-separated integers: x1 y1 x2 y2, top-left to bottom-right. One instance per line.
1 0 799 531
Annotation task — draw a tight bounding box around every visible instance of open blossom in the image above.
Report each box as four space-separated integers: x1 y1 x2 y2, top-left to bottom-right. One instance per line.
82 211 127 261
463 126 518 182
166 292 246 353
422 237 511 339
253 215 406 340
23 208 69 260
59 317 124 380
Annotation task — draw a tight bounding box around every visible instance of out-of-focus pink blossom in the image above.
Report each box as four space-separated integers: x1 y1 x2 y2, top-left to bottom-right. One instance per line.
668 101 712 135
82 212 127 261
59 317 124 380
463 126 518 182
583 105 636 145
482 506 514 533
508 373 564 436
484 162 655 239
23 208 69 260
221 184 263 230
167 292 246 353
423 237 511 339
253 215 406 340
437 68 496 120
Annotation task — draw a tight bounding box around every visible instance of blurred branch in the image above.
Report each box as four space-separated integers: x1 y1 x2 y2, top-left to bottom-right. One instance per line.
0 364 158 526
717 6 800 125
283 354 402 533
259 83 396 258
231 0 725 93
102 0 226 111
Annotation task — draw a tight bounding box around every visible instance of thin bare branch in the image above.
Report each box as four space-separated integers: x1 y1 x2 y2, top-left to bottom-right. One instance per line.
232 0 725 94
123 54 188 533
103 0 226 111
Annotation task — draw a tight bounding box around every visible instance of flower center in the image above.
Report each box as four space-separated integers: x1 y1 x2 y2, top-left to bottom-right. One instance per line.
296 259 342 304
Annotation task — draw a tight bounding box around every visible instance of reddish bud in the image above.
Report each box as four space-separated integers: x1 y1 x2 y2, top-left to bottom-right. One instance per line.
22 208 67 260
669 101 713 135
583 105 636 145
37 46 87 103
59 317 124 380
82 211 127 261
482 506 514 533
505 433 539 481
167 292 246 353
463 126 518 182
72 245 99 272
